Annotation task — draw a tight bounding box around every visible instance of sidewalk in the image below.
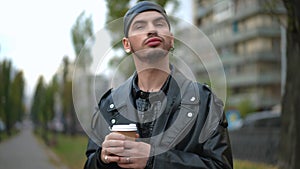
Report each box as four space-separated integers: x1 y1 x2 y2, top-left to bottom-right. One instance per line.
0 123 67 169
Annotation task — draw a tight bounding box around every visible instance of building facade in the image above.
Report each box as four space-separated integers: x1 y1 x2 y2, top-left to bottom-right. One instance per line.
192 0 286 110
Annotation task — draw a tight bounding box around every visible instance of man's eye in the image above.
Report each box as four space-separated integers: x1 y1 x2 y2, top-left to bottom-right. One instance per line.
155 22 166 27
135 25 144 30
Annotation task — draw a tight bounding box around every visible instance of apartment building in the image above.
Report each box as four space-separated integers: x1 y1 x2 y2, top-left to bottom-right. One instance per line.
191 0 286 110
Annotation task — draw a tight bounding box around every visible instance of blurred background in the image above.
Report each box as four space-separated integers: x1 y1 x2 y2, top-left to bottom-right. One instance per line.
0 0 298 169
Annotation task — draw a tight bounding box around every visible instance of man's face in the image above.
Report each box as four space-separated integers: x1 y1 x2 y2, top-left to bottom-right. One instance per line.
123 11 174 63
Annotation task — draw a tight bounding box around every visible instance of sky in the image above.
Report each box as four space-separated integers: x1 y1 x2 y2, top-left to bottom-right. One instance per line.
0 0 192 96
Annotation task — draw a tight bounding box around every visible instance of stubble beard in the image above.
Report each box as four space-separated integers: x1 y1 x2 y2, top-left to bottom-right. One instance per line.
141 49 167 63
132 43 171 64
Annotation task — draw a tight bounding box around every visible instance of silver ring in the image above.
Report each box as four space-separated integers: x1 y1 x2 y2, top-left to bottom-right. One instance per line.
104 155 109 163
126 157 130 163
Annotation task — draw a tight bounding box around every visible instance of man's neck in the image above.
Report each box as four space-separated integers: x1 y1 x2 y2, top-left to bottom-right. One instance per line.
137 66 170 92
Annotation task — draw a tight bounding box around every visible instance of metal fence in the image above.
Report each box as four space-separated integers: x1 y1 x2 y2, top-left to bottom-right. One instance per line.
229 128 280 164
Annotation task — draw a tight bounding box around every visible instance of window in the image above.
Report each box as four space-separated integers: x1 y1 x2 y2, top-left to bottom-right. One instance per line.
232 21 239 33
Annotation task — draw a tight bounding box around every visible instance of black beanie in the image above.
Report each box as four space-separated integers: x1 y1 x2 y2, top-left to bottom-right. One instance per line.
123 1 170 37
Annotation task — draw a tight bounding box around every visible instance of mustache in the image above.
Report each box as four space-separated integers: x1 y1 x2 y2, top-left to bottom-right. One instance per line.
143 35 164 45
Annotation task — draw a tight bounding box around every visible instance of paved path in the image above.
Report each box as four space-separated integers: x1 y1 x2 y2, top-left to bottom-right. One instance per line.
0 123 67 169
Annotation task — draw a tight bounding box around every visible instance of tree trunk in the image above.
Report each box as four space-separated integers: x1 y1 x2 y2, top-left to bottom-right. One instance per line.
279 0 300 168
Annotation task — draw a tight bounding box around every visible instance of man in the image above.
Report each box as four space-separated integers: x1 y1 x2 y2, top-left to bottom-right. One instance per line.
84 1 233 169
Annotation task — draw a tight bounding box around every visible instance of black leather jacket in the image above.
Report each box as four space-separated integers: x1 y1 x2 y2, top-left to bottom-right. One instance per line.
84 67 233 169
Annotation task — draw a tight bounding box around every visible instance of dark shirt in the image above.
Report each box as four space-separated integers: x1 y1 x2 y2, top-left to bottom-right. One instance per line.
131 72 171 140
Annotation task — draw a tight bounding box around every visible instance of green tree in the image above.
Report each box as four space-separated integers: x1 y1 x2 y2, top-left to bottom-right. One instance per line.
10 71 25 123
236 99 255 118
279 0 300 168
1 60 12 135
0 59 26 140
31 76 46 131
71 11 95 71
0 60 5 140
43 76 57 144
0 61 4 123
31 75 57 143
61 56 76 135
70 12 95 135
31 74 59 144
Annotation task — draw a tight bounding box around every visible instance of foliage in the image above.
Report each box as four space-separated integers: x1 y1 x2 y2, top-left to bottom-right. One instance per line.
31 76 46 125
0 59 25 138
0 59 12 135
10 71 25 123
31 11 94 140
61 56 77 135
68 12 96 135
71 11 95 71
236 99 255 118
31 75 58 143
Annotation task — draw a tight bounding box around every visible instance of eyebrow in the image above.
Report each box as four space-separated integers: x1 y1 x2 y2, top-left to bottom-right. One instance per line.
132 16 167 26
153 16 167 23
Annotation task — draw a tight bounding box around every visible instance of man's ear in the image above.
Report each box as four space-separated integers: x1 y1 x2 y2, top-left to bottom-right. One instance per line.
170 33 174 48
122 38 131 53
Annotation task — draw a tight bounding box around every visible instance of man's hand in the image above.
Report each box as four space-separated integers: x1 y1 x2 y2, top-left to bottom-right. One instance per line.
101 132 151 169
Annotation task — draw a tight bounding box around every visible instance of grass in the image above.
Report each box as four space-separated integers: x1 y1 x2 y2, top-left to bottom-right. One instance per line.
234 160 278 169
50 133 88 169
45 133 279 169
0 129 20 142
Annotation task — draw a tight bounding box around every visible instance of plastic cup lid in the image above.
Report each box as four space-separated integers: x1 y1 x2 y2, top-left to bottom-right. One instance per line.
110 124 137 131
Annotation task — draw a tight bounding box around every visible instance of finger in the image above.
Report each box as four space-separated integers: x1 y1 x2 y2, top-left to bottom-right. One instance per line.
112 141 134 157
106 132 126 140
118 156 133 164
103 155 120 164
106 147 125 155
114 148 132 157
102 140 125 148
123 140 136 149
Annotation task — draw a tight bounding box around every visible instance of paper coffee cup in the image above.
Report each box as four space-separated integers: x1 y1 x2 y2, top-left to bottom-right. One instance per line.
110 124 137 139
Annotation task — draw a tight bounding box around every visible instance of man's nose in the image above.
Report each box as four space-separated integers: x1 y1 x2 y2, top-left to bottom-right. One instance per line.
147 23 158 36
147 30 158 37
147 28 158 37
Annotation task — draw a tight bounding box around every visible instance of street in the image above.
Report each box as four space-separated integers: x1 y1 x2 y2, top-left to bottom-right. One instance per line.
0 122 67 169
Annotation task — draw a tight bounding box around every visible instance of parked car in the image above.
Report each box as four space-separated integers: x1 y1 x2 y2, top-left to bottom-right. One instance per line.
241 111 281 129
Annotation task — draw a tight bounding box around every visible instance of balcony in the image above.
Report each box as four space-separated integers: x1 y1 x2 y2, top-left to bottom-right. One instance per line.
227 72 281 88
227 89 281 108
200 2 261 30
193 50 281 73
198 1 285 31
210 26 281 48
227 92 280 109
222 51 281 66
